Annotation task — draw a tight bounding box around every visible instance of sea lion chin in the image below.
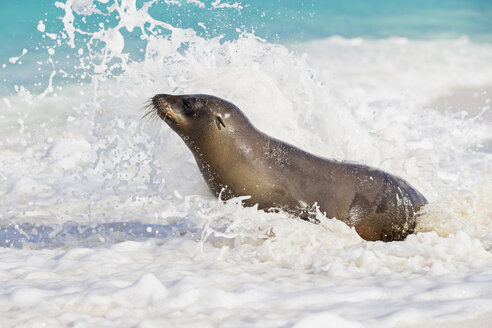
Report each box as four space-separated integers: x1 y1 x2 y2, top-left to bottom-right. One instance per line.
147 93 428 242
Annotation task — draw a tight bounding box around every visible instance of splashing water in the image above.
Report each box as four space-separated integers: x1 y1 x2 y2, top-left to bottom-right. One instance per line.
0 0 492 327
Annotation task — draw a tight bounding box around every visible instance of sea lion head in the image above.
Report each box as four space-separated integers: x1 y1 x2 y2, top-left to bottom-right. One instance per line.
148 93 252 140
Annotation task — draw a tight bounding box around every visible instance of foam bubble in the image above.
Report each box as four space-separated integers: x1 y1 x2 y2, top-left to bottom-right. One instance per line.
37 20 46 33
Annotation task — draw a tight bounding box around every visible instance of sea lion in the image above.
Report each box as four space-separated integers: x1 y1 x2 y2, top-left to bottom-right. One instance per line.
147 94 428 241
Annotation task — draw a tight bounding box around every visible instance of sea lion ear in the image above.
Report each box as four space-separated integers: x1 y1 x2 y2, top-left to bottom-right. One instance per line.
216 116 226 129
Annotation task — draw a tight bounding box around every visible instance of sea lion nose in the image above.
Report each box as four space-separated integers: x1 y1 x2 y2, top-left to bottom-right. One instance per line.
153 93 167 101
152 94 170 107
153 94 178 106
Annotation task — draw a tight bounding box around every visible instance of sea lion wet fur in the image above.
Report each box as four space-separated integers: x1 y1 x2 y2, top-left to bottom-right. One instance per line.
147 94 428 241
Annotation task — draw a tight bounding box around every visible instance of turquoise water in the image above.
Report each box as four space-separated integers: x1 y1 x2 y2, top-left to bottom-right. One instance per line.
2 0 492 43
1 0 492 94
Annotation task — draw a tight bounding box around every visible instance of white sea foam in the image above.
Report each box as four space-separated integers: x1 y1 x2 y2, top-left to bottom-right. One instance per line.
1 0 492 327
8 48 27 64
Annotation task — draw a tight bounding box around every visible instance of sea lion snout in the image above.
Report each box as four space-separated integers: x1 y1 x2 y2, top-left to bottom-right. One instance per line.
150 94 180 124
152 94 173 112
150 94 224 132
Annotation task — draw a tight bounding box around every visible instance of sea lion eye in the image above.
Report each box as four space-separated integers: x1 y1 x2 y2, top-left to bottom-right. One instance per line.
216 116 226 129
182 99 193 115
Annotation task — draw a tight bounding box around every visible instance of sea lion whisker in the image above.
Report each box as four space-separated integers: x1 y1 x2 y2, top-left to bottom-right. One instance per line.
142 99 157 120
142 107 156 120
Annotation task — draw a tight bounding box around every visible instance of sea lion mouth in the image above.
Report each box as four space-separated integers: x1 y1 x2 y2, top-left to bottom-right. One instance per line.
145 95 178 124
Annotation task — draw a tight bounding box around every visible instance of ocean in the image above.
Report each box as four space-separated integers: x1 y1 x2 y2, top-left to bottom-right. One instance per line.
0 0 492 327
